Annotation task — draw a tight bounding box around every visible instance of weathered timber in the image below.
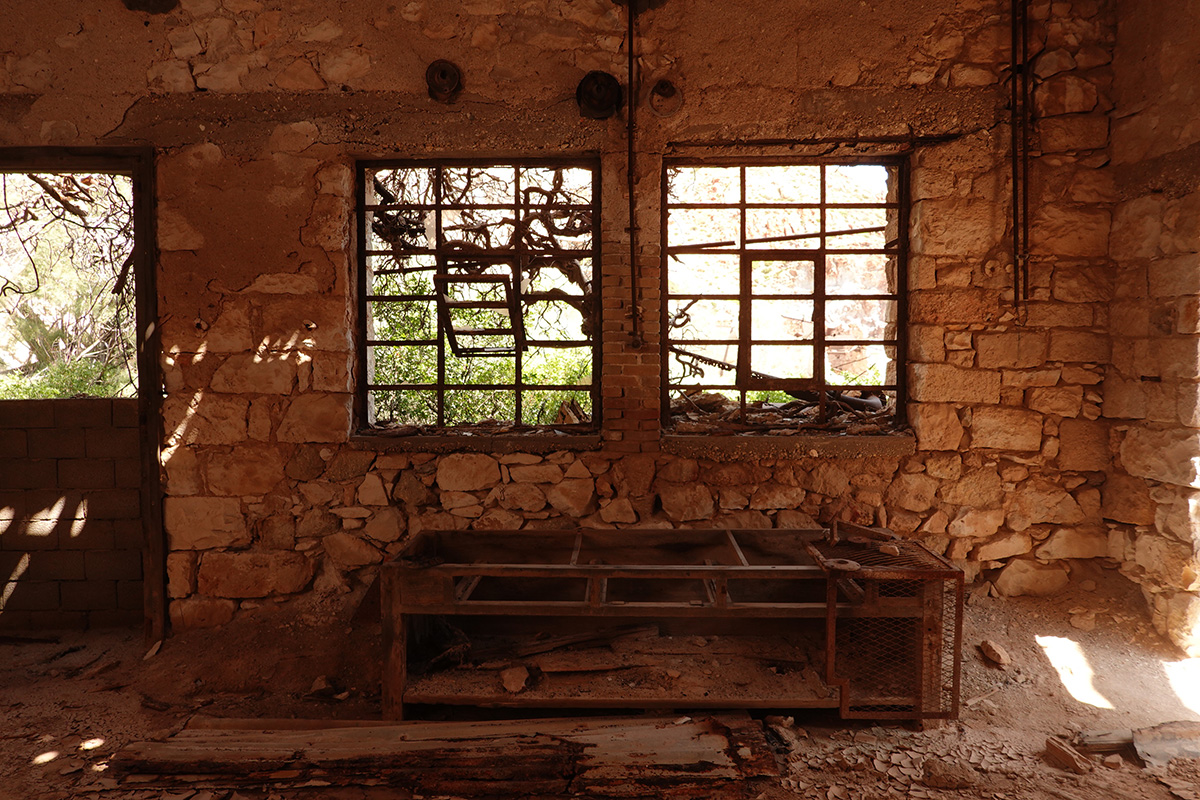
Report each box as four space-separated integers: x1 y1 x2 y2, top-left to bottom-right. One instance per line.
1044 737 1095 774
113 713 778 797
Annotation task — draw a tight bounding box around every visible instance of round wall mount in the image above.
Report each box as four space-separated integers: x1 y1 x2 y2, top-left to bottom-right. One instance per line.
648 78 683 117
576 71 623 120
426 60 463 103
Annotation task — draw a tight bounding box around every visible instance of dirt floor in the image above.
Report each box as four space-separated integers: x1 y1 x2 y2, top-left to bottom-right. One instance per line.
2 562 1199 800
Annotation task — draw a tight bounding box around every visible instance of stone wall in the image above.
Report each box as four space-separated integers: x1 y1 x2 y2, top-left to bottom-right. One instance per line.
5 1 1184 643
1104 0 1200 655
0 399 144 629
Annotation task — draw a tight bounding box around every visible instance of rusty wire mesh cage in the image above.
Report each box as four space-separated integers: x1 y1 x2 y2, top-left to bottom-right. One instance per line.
808 538 963 720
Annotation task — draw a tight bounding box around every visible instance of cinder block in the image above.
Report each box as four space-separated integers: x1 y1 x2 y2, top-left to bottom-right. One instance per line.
0 400 55 428
24 491 87 519
0 493 27 520
112 399 139 428
21 551 87 581
88 608 140 628
0 610 34 629
59 580 117 611
85 490 141 520
27 610 88 629
116 579 144 611
111 519 144 550
28 428 86 458
1 520 62 550
1 580 60 611
84 550 142 581
59 520 116 551
0 459 58 490
85 428 140 459
52 399 111 428
0 430 27 458
58 459 116 490
114 458 142 489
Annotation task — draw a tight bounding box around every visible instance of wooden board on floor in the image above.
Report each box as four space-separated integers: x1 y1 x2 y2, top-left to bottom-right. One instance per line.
406 647 838 709
113 713 779 797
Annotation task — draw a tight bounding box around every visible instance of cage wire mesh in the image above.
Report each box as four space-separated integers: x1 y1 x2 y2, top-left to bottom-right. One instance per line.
812 540 963 720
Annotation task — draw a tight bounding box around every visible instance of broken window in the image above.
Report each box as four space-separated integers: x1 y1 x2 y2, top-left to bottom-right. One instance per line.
358 160 599 431
663 161 904 434
1 171 137 398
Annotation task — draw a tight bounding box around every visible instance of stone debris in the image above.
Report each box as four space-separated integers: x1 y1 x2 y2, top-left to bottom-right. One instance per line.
920 758 977 789
979 639 1011 667
500 665 530 693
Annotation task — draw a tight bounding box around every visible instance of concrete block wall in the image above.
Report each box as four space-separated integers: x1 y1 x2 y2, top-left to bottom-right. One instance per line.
0 399 143 629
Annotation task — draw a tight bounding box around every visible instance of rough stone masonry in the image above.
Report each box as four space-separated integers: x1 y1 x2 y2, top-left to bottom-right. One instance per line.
0 0 1197 654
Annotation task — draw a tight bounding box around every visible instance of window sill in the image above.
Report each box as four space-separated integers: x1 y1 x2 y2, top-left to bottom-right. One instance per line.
348 432 603 455
662 432 915 461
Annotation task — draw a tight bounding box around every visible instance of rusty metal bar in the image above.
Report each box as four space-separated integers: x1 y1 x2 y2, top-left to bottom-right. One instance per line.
358 160 600 428
625 0 642 348
663 159 905 422
1011 0 1030 313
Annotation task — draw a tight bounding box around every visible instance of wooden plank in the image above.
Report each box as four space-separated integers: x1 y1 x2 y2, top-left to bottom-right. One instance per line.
393 562 826 579
183 714 735 740
469 624 657 661
115 713 777 796
725 530 751 566
381 568 407 720
392 599 920 618
404 655 839 708
454 574 482 602
187 716 397 731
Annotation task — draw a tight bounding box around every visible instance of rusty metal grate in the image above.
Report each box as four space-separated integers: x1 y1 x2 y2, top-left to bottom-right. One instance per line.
810 536 963 720
812 540 947 572
357 159 600 428
660 160 908 427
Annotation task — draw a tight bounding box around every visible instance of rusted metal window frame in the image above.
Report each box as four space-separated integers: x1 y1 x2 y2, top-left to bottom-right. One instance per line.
660 156 909 427
354 157 602 431
0 146 164 642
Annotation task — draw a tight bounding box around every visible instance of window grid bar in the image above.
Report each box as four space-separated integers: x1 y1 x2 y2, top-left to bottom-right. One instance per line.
662 159 904 426
360 160 600 430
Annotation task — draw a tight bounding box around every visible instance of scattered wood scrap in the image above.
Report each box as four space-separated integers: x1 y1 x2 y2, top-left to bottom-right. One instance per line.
667 390 898 436
469 624 657 662
113 713 779 798
1075 728 1135 754
1043 737 1094 774
404 634 836 710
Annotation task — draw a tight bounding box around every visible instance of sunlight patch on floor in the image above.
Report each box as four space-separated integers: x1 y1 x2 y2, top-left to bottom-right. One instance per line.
1161 657 1200 716
1036 635 1114 709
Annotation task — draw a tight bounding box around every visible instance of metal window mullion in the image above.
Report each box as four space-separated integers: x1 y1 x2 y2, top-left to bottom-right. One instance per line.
661 164 673 423
816 166 828 422
896 161 911 425
356 164 370 427
737 165 749 414
512 166 525 424
434 166 447 427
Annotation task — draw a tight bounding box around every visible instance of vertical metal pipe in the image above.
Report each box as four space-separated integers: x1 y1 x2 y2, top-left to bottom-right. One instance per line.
1019 0 1030 306
1010 0 1029 314
626 2 643 348
1010 0 1021 310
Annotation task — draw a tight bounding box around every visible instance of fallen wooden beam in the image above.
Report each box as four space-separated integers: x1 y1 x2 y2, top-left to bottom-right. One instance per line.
1044 737 1094 774
114 713 779 797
